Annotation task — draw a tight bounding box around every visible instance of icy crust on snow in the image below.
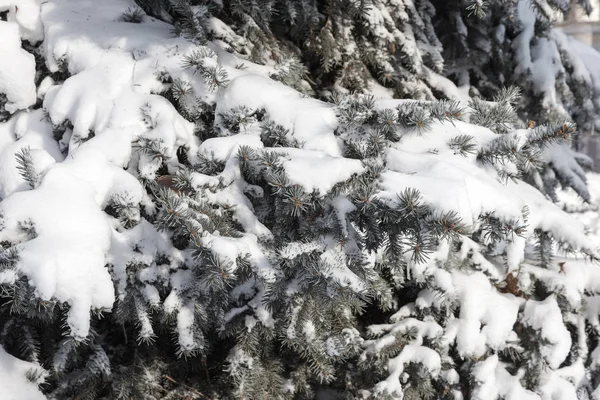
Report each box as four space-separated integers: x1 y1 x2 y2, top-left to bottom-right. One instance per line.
0 346 46 400
0 21 37 114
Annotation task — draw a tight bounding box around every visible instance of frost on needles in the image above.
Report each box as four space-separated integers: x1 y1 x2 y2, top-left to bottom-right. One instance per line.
1 0 600 399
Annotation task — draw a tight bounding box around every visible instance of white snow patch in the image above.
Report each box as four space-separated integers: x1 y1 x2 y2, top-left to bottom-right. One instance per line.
0 21 37 113
0 346 46 400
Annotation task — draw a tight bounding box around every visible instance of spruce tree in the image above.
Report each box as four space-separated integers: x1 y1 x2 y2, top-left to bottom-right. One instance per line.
1 1 600 399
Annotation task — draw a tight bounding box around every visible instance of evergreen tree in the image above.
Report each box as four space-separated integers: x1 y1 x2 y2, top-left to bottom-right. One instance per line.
134 0 600 131
1 0 600 399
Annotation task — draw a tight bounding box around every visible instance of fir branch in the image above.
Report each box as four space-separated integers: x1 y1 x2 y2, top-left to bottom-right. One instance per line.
15 147 38 189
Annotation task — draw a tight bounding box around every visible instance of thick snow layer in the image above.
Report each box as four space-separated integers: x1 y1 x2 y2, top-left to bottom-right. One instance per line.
379 117 594 264
0 0 44 42
199 134 264 162
216 75 341 157
0 5 597 399
0 156 117 339
569 36 600 87
271 148 365 195
471 355 539 400
381 148 522 227
0 347 46 400
0 21 37 113
0 0 281 344
513 0 572 117
0 0 206 339
522 296 572 369
451 272 521 357
364 318 443 396
0 110 64 199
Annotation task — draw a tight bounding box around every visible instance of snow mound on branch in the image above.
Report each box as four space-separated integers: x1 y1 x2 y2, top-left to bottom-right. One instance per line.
377 114 594 271
109 219 184 299
0 0 44 43
271 148 365 195
216 75 341 157
471 355 539 400
0 21 37 114
364 318 443 396
451 271 521 357
41 0 175 74
19 0 282 338
522 296 571 369
381 148 522 227
199 134 264 162
568 36 600 97
0 150 124 339
0 110 64 199
0 346 46 400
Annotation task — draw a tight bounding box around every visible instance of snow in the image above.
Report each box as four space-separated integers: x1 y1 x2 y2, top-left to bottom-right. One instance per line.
199 134 263 162
0 21 37 114
109 219 184 300
320 239 368 293
514 0 536 76
0 158 116 339
530 34 565 113
513 0 571 117
539 372 579 400
471 355 539 400
272 148 365 195
0 0 44 43
303 321 316 342
5 136 153 336
452 272 521 357
381 149 522 227
176 302 199 354
375 344 441 396
1 0 600 398
0 110 64 199
364 317 443 396
379 118 594 261
522 296 572 369
569 36 600 86
0 0 202 342
204 183 273 240
0 346 46 400
216 75 341 157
